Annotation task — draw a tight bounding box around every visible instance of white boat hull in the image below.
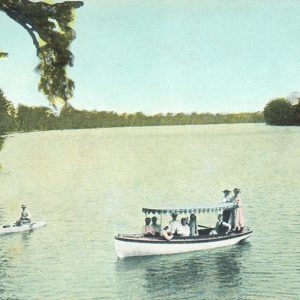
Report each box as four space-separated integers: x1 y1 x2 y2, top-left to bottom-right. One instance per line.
115 230 252 258
0 221 46 235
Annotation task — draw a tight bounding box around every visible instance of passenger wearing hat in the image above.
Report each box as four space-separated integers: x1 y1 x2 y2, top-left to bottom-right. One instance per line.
169 213 181 235
221 190 232 224
17 204 31 226
220 190 231 203
230 188 240 201
232 188 245 232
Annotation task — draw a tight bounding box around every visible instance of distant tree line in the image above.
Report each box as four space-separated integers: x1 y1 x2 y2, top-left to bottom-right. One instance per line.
264 98 300 126
0 90 264 135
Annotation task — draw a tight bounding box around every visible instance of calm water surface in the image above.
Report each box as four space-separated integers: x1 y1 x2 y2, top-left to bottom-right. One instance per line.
0 124 299 299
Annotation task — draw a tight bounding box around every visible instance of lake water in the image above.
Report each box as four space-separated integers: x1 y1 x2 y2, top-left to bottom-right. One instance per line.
0 124 299 299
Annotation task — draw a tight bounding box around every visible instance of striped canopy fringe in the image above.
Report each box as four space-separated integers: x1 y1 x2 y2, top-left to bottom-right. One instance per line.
142 203 237 215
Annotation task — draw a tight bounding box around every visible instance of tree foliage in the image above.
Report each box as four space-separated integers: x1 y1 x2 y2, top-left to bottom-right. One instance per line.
0 0 83 105
0 89 16 134
10 104 265 132
293 100 300 125
264 98 295 125
0 51 8 59
0 89 265 134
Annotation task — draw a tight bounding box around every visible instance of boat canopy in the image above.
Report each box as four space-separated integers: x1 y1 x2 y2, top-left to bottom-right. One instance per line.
142 202 237 215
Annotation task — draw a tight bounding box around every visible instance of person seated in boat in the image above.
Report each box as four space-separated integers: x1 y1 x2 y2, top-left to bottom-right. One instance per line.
177 218 190 237
169 213 181 235
162 226 173 241
142 217 155 237
209 214 231 236
151 216 161 237
16 204 31 226
189 213 198 236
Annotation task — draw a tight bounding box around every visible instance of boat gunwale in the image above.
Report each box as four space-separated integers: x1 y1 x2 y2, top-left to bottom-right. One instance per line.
0 221 46 235
115 229 252 244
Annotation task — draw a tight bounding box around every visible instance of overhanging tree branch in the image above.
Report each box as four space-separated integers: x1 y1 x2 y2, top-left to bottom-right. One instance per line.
0 0 83 105
0 51 8 59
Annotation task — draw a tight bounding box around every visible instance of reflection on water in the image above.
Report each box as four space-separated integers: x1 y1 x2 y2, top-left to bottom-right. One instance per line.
0 207 4 225
5 227 54 300
21 230 34 244
115 242 251 299
0 229 36 299
0 239 15 299
0 242 9 297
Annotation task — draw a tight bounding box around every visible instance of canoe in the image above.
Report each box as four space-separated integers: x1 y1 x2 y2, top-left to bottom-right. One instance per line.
0 221 46 235
115 229 252 258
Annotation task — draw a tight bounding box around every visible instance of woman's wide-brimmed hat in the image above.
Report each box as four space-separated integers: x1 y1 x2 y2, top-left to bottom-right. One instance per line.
21 204 26 208
233 188 241 193
222 190 231 194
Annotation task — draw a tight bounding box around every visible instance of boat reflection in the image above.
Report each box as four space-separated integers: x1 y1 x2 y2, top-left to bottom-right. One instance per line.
116 242 251 298
0 241 12 298
0 206 4 225
0 229 36 298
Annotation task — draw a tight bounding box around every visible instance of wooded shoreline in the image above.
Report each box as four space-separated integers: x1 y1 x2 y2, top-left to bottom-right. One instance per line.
0 89 264 135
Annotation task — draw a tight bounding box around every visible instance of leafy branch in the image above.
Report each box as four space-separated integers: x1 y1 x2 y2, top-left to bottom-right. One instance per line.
0 51 8 59
0 0 83 106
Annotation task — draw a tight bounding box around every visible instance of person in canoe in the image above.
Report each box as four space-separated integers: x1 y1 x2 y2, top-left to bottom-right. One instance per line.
16 204 31 226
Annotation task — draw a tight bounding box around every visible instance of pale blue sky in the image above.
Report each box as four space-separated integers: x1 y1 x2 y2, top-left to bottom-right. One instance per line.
1 0 300 113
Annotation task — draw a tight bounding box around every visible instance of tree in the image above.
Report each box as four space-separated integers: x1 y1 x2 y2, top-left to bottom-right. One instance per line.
0 0 83 106
293 99 300 125
0 51 8 59
263 98 294 125
0 89 16 133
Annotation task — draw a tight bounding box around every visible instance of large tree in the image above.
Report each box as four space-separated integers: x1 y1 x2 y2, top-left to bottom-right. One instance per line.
264 98 294 125
0 0 83 106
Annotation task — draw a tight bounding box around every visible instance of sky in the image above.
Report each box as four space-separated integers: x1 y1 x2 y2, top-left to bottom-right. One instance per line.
1 0 300 114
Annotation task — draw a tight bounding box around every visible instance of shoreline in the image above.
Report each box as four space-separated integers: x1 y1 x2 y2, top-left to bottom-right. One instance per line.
0 122 266 136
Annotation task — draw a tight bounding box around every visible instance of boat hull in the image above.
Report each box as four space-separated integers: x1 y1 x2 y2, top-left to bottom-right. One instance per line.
0 221 46 235
115 230 252 258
